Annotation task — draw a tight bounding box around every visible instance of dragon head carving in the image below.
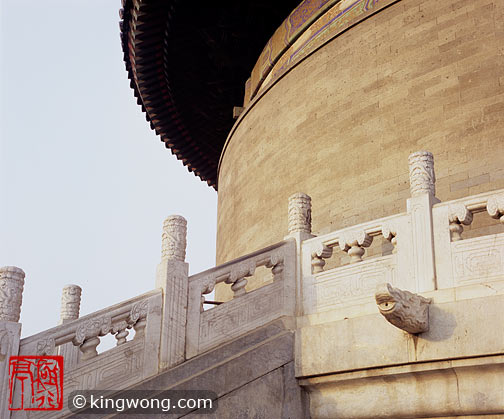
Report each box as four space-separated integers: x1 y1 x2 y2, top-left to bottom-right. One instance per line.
375 283 432 334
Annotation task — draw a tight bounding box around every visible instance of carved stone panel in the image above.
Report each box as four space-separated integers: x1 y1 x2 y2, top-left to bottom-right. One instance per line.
198 281 284 353
452 233 504 285
310 256 396 313
41 339 147 419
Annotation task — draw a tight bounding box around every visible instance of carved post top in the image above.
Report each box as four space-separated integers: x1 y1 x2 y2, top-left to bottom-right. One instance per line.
161 215 187 262
60 284 82 323
0 266 25 323
0 266 25 280
288 192 312 235
408 150 435 197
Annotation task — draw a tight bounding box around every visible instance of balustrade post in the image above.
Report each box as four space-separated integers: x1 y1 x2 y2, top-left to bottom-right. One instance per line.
155 215 189 370
59 284 82 369
285 193 314 316
0 266 25 418
406 151 439 292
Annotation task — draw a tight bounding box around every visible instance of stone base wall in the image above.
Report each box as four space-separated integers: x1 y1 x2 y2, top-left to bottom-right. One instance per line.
88 319 308 419
216 0 504 299
298 293 504 418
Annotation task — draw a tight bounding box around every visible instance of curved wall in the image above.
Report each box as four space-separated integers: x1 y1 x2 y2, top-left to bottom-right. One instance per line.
216 0 504 297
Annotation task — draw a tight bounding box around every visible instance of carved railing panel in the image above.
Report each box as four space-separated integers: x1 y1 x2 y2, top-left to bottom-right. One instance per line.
302 183 504 319
186 240 296 358
451 234 504 285
304 214 409 275
301 212 414 317
304 255 396 315
12 289 162 418
433 188 504 289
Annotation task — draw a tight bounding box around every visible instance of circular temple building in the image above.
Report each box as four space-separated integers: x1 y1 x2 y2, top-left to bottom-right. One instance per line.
122 0 504 277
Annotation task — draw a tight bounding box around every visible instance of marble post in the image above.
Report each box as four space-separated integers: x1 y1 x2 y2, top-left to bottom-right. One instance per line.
0 266 25 418
286 193 314 316
59 284 82 369
407 151 438 291
155 215 189 370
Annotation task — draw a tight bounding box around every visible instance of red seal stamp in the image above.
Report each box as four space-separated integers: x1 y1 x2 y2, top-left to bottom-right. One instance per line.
8 356 64 411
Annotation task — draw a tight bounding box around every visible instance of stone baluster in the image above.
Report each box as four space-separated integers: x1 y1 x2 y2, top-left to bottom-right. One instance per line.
266 251 284 282
129 299 148 340
487 193 504 224
226 260 256 297
311 243 333 273
339 230 373 263
382 223 397 253
406 151 438 292
155 215 189 370
0 266 24 418
200 279 216 312
448 203 473 241
113 321 129 345
59 284 82 368
73 317 111 361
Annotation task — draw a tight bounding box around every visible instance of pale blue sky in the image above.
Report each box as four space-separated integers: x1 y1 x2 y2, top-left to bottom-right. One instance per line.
0 0 218 338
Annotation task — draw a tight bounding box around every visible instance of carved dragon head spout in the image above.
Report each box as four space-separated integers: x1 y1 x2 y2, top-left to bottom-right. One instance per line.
375 283 432 334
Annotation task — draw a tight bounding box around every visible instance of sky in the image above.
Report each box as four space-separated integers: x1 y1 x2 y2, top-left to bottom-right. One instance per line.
0 0 218 339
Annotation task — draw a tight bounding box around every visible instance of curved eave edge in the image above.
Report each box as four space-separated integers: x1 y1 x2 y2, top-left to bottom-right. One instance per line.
120 0 218 189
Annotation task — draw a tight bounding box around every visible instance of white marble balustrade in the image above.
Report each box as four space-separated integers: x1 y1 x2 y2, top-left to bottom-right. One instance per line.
10 289 162 418
186 239 296 358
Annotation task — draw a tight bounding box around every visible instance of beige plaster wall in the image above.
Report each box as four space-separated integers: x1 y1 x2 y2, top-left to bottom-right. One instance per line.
216 0 504 299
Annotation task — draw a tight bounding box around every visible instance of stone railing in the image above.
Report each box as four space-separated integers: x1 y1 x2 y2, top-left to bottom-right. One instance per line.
433 189 504 289
2 150 503 417
186 239 296 358
0 213 298 416
11 290 162 417
299 151 504 322
301 213 408 317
